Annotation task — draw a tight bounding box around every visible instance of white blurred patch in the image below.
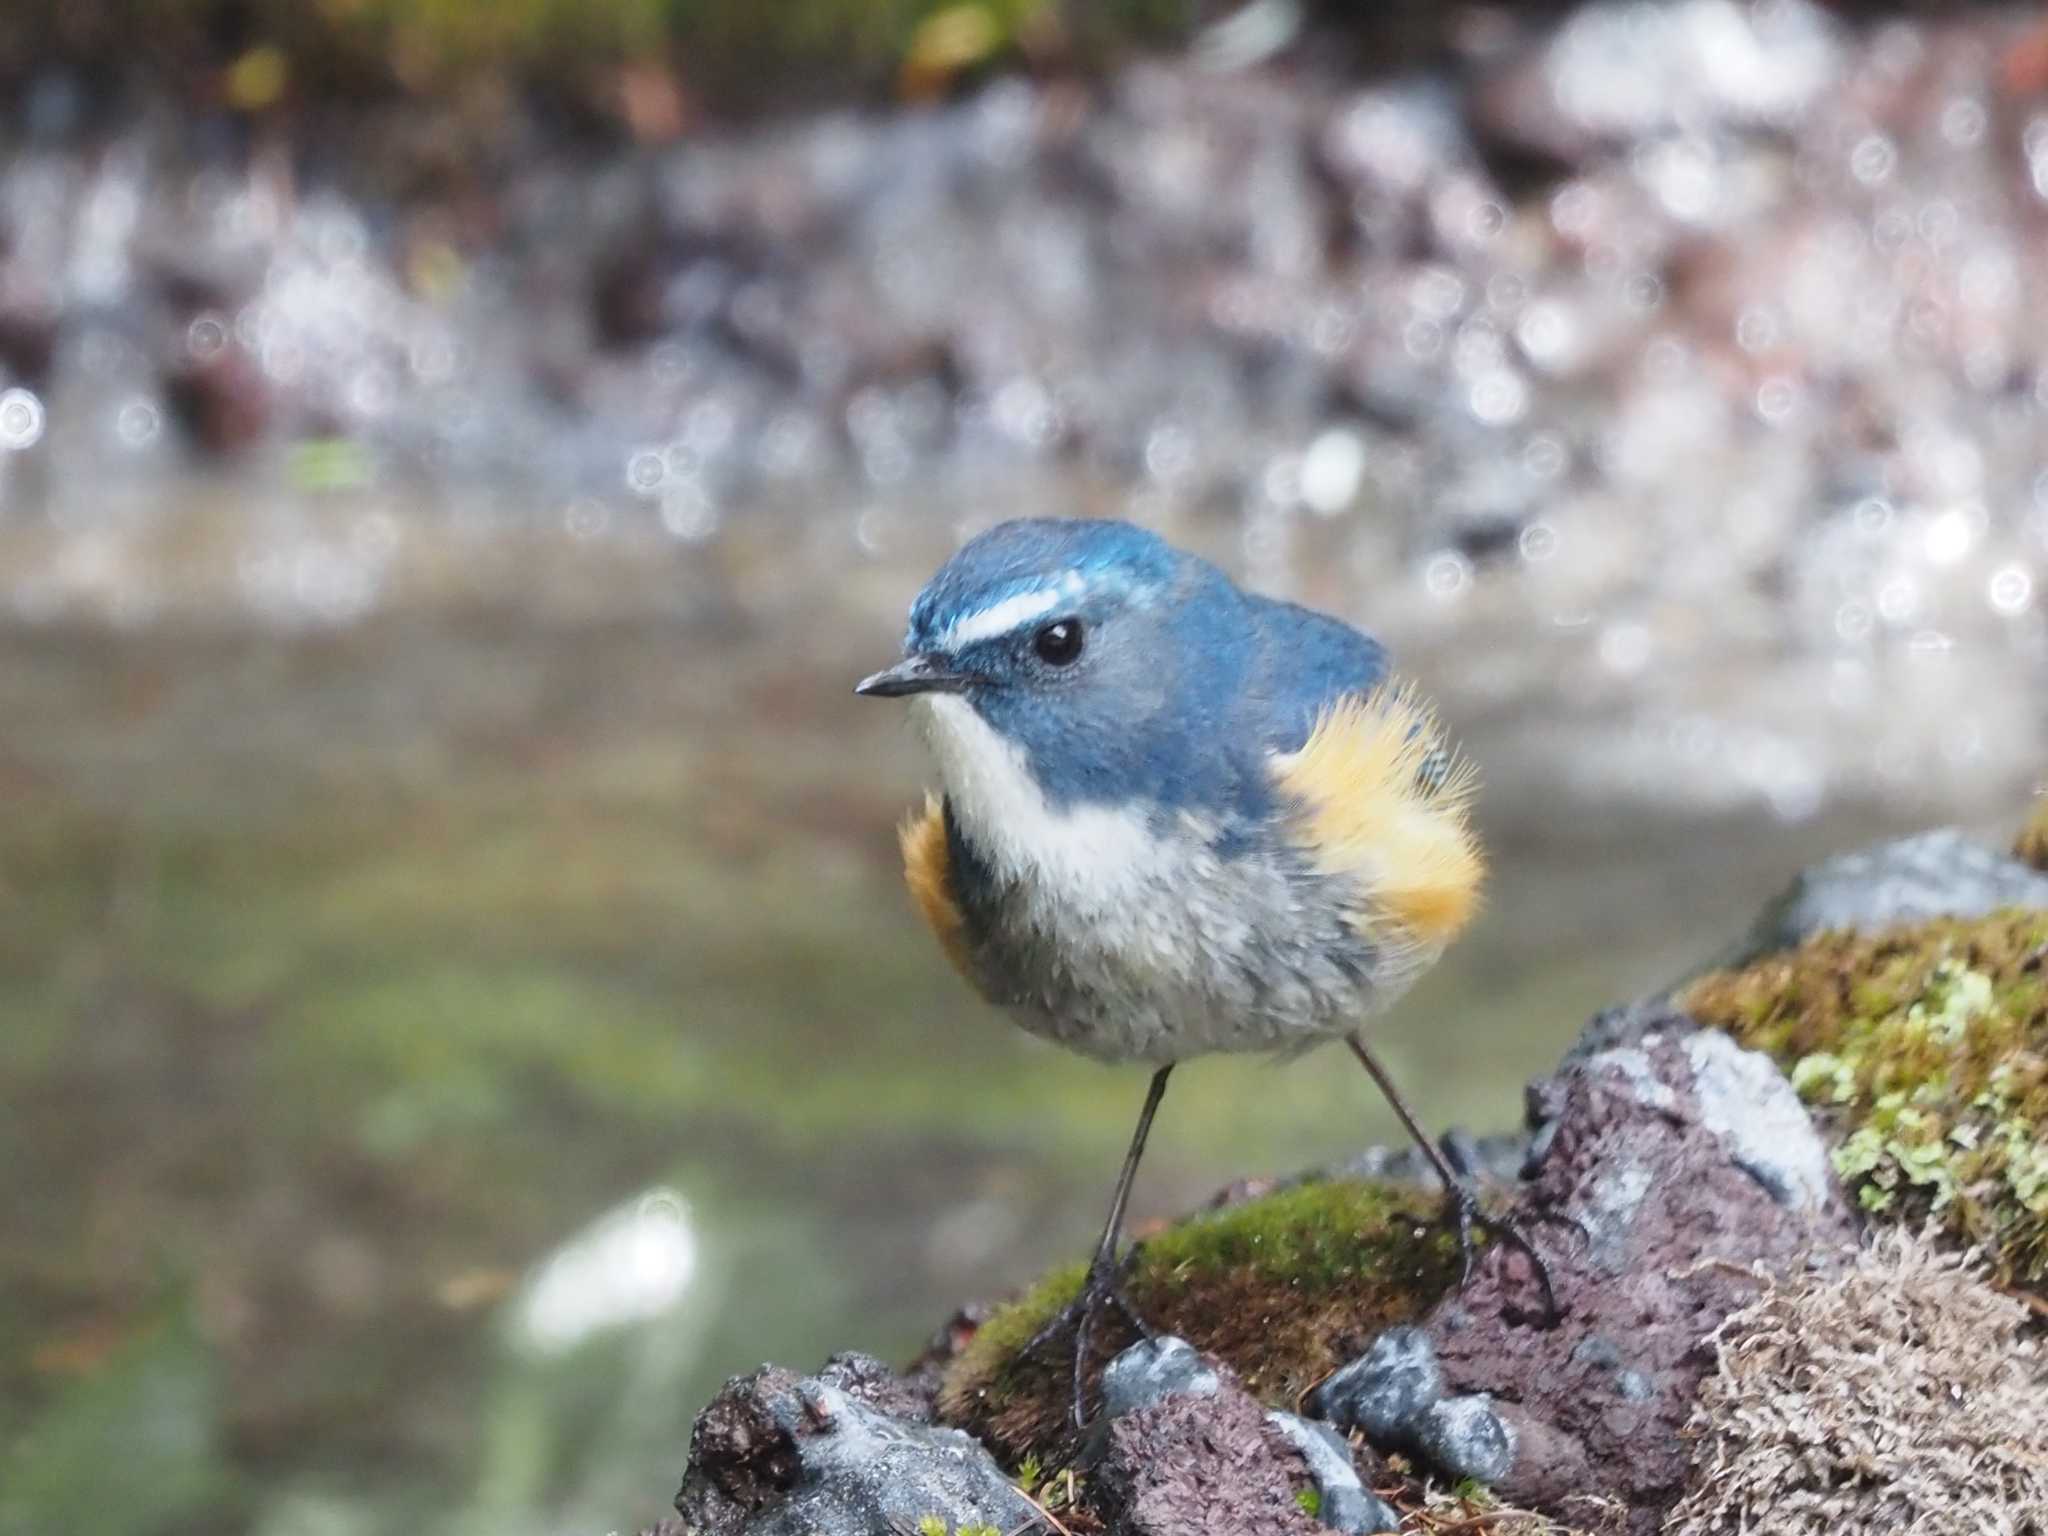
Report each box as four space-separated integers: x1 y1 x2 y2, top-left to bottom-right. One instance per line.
1299 428 1366 516
515 1188 698 1355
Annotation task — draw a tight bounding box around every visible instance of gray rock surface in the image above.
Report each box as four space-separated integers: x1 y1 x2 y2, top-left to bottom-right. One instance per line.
1306 1326 1443 1444
1098 1334 1222 1419
1415 1394 1516 1485
672 1356 1036 1536
1307 1329 1511 1489
1682 1030 1833 1212
1730 829 2048 966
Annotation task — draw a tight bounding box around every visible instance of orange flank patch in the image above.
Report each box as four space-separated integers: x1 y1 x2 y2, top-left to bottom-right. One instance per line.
900 793 973 977
1271 684 1485 948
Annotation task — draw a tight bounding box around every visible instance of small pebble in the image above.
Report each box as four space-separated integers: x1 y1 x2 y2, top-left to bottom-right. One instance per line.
1099 1335 1221 1420
1569 1333 1621 1370
1416 1394 1515 1484
1307 1325 1443 1442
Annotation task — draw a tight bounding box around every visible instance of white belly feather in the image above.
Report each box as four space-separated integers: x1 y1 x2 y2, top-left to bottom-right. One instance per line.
915 695 1393 1063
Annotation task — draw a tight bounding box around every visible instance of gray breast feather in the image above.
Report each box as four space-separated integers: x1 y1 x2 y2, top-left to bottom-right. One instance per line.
947 801 1403 1065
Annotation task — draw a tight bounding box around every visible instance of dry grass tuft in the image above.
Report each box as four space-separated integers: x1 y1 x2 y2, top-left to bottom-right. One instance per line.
1665 1226 2048 1536
1383 1465 1610 1535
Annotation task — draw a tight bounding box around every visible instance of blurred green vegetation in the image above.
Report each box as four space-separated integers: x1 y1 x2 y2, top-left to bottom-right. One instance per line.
6 0 1204 118
0 1303 227 1536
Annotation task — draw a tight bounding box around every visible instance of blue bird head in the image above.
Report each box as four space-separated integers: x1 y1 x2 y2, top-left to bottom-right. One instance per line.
857 518 1385 819
857 518 1242 809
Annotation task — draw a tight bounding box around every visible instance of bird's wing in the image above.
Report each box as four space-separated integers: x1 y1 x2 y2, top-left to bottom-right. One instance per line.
1239 595 1391 755
1246 598 1484 949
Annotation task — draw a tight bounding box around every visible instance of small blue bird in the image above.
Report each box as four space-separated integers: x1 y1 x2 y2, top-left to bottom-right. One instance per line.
857 517 1551 1417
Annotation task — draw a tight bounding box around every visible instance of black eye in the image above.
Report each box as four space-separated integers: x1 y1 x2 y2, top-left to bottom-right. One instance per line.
1033 618 1084 666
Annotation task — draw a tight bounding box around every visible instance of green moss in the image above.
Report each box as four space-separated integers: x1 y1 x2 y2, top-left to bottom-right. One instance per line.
1682 910 2048 1290
936 1178 1460 1469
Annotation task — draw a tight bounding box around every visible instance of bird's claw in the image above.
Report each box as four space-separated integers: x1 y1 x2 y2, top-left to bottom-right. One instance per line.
1018 1246 1155 1427
1449 1181 1565 1325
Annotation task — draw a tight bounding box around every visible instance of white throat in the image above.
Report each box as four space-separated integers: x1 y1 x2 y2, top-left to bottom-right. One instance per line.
915 694 1155 907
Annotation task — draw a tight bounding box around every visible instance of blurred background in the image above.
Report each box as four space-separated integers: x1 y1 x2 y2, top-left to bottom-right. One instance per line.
1 1 2045 1532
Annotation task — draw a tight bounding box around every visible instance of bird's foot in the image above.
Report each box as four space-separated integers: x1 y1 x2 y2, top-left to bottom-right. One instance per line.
1018 1246 1156 1427
1447 1180 1569 1325
1429 1128 1572 1324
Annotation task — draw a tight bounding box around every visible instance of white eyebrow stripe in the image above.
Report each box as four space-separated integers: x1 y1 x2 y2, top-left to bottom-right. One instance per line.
942 586 1065 648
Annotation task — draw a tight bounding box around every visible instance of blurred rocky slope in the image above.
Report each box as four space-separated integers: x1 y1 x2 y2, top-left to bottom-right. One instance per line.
0 1 2043 816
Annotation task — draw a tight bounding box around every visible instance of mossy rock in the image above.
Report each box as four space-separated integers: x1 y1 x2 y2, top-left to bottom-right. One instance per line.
2018 799 2048 872
1681 909 2048 1291
936 1178 1460 1469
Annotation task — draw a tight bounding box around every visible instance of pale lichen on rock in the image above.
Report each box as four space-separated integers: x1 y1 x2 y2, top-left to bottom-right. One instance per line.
1683 908 2048 1292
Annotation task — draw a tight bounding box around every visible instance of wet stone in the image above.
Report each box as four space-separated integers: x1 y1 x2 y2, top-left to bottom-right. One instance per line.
1415 1394 1516 1486
672 1360 1034 1536
1098 1333 1222 1419
1306 1325 1443 1443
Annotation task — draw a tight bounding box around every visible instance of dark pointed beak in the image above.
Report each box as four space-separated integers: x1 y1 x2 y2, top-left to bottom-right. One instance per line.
854 654 970 698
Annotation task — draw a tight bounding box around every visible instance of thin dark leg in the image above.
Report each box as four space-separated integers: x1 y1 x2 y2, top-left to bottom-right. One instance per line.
1020 1063 1174 1425
1345 1033 1560 1321
1089 1065 1173 1271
